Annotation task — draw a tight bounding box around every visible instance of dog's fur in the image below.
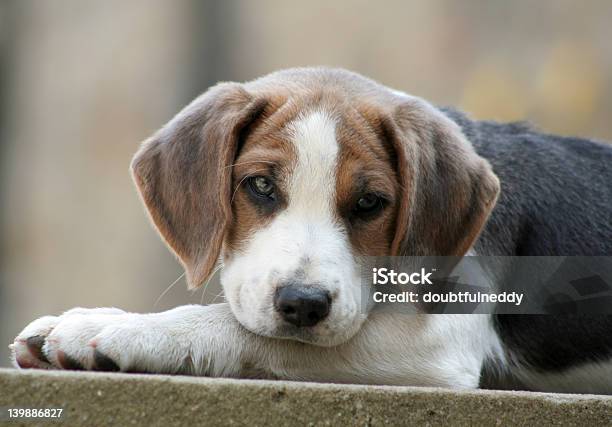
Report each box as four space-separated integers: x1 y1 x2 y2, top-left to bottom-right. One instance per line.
11 68 612 394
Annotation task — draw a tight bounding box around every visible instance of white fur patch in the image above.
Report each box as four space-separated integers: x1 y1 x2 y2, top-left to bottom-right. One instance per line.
286 110 339 216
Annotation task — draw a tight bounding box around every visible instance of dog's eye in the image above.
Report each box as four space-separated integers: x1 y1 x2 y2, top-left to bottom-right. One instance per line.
248 176 275 199
356 194 379 211
353 193 385 218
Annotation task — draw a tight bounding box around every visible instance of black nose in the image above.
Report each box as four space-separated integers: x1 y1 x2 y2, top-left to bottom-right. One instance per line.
274 286 331 327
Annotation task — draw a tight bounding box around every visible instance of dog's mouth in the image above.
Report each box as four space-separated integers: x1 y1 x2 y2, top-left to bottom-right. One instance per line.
227 296 364 347
235 303 367 348
268 323 323 344
261 323 356 347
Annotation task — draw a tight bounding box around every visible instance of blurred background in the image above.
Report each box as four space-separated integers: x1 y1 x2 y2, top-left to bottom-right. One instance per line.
1 0 612 366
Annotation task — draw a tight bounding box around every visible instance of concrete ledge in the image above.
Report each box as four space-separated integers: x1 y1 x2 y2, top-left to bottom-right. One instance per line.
0 368 611 426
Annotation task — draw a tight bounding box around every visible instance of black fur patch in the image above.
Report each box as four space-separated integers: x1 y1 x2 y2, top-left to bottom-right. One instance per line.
443 108 612 373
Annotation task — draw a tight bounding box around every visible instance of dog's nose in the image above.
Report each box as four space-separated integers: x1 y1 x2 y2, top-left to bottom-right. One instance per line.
274 286 331 327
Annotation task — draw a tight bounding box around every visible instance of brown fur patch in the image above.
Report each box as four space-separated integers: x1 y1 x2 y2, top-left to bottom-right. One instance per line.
334 103 400 256
131 83 269 288
389 98 500 256
225 98 302 254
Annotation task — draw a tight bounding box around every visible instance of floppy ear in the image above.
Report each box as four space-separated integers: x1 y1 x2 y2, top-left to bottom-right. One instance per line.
383 97 500 256
131 83 268 288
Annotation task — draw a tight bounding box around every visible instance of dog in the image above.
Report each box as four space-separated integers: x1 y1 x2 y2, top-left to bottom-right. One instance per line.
10 67 612 394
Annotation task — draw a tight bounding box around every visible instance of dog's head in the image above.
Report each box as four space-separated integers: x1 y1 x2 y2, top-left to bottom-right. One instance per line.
131 68 499 346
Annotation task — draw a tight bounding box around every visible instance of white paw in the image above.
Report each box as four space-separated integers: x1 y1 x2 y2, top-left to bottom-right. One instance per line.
11 305 231 375
10 307 147 372
10 315 60 369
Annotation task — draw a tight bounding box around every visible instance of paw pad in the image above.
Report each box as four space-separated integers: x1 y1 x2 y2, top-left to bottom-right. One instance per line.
56 350 84 370
26 335 49 364
93 349 119 372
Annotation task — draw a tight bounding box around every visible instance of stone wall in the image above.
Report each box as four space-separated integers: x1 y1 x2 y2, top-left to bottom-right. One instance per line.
1 369 611 426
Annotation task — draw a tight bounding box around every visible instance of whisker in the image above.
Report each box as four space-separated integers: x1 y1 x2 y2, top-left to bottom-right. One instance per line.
200 264 223 305
212 290 226 303
153 272 185 309
230 168 267 204
200 285 206 305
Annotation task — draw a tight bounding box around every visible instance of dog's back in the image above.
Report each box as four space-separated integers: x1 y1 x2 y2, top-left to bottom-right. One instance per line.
445 109 612 391
445 108 612 257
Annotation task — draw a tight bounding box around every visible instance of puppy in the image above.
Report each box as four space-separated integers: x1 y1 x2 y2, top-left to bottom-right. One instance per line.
11 67 612 393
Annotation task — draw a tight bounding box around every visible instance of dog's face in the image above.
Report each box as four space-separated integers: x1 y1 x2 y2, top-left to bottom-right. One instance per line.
220 104 399 345
131 68 499 346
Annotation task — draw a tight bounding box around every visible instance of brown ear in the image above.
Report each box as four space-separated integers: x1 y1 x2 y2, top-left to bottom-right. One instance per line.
131 83 267 288
383 97 500 256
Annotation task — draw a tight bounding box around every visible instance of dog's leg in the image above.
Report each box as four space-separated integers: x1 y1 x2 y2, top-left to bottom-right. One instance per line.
11 304 491 388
